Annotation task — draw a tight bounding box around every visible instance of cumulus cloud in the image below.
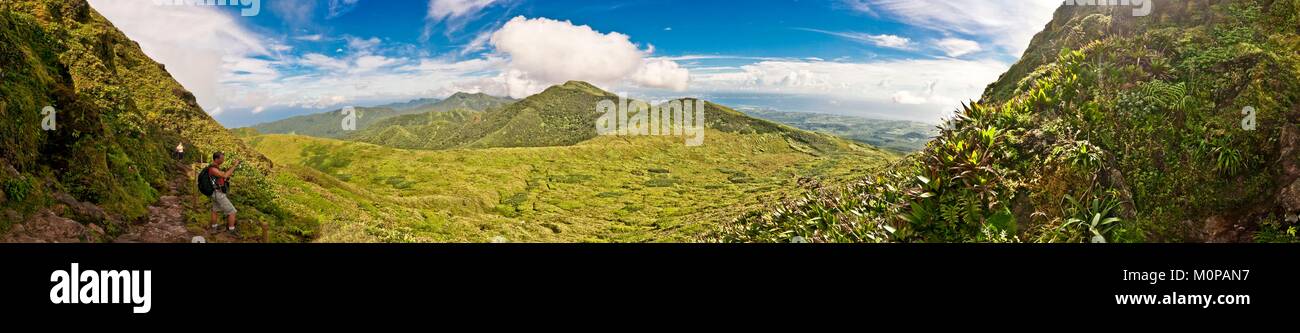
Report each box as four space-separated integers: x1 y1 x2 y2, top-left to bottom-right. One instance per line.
88 0 272 114
487 16 690 97
634 59 690 92
935 38 982 57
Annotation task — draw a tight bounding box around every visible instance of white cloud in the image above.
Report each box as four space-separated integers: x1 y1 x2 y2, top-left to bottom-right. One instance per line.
300 53 350 72
428 0 501 21
841 0 878 16
459 30 494 56
797 28 913 49
487 16 690 97
88 0 272 114
294 34 325 41
346 36 382 53
935 38 982 57
222 57 280 84
843 0 1058 55
692 58 1009 119
634 59 690 92
328 0 363 19
288 95 350 109
269 0 317 27
891 91 927 104
353 55 399 74
252 106 267 114
425 0 504 38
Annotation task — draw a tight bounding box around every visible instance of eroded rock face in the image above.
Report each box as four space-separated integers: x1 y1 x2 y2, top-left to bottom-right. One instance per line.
1280 179 1300 214
53 192 111 225
0 210 100 243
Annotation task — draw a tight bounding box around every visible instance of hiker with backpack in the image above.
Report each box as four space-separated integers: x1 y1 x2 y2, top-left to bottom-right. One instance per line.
199 151 241 234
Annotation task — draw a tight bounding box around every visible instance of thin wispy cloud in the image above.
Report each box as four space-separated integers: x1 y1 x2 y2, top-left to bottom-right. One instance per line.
795 28 913 50
935 38 982 57
327 0 363 19
840 0 879 17
423 0 508 40
840 0 1057 55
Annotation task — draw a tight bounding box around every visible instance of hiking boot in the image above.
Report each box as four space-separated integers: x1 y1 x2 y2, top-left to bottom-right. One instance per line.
226 227 239 236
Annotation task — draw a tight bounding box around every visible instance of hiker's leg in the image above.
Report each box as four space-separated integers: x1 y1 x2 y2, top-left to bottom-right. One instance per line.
227 212 237 229
210 211 218 226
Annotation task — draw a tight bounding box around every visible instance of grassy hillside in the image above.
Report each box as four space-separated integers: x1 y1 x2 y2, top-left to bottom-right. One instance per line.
720 0 1300 243
0 0 315 242
346 108 484 149
248 106 408 139
739 108 939 152
248 131 894 242
247 92 515 139
350 81 865 155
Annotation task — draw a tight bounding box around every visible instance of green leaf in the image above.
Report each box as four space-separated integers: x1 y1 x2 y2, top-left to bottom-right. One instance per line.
987 207 1016 233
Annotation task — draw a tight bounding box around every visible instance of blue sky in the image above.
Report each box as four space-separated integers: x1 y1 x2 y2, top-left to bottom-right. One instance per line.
89 0 1061 127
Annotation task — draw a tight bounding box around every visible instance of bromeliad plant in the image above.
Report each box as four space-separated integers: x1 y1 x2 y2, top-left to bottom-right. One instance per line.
1058 193 1123 243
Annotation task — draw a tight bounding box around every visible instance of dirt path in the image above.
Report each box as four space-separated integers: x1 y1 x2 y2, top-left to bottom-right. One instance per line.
1 161 264 243
114 162 263 243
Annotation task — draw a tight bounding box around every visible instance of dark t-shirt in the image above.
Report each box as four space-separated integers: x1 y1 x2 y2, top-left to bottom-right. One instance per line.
207 165 229 193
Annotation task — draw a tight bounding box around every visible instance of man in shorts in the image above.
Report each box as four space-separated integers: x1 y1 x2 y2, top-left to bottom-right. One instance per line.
206 151 242 234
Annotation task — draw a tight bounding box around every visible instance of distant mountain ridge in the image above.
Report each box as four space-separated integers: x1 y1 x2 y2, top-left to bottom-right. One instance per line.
245 92 515 139
349 81 871 154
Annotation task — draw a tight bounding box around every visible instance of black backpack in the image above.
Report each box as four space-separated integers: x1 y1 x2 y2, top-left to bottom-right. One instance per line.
197 166 218 197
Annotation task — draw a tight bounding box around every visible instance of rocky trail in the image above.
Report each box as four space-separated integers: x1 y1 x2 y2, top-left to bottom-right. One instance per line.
2 162 265 243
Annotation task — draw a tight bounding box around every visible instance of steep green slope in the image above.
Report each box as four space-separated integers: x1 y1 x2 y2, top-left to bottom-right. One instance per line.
248 92 515 139
0 0 315 242
739 107 939 153
721 0 1300 243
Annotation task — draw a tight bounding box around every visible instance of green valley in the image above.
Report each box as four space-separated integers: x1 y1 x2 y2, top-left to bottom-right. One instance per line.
247 131 892 242
738 107 939 153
